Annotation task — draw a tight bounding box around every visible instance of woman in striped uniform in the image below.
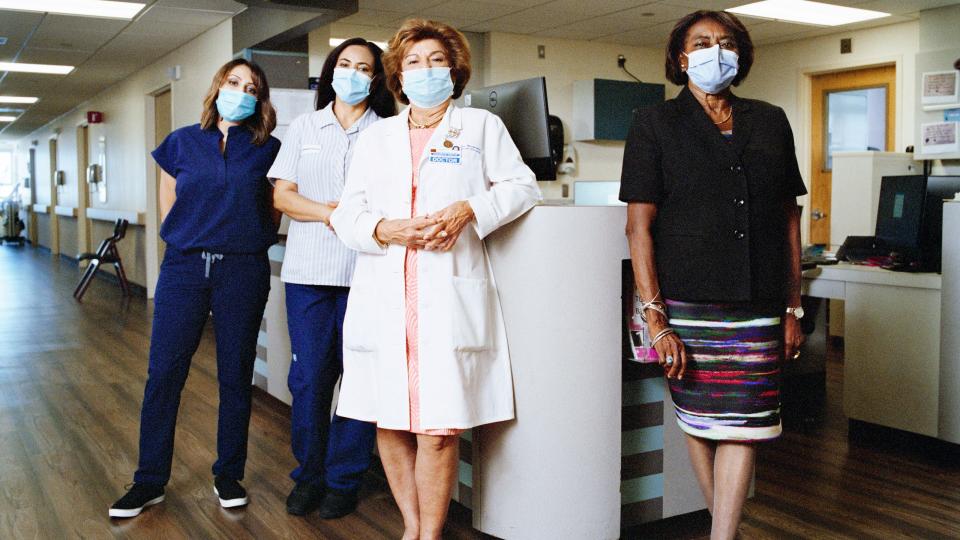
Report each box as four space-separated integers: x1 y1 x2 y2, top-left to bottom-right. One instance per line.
620 11 806 540
268 38 395 518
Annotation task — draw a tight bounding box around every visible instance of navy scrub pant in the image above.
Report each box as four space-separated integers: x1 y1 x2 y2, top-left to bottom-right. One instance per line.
134 247 270 486
285 283 375 494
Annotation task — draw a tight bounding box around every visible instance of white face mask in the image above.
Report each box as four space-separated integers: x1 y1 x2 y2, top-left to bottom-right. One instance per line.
683 44 739 94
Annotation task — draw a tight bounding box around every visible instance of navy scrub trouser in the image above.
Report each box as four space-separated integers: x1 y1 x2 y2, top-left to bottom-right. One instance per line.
134 247 270 486
285 283 375 494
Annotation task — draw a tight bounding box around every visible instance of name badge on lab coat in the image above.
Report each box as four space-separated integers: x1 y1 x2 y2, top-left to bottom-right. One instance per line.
429 148 461 164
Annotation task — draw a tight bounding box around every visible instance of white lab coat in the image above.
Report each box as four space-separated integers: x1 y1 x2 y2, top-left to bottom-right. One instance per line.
330 104 541 430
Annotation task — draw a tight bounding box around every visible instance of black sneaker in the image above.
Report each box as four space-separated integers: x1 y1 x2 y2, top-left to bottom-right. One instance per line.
286 482 323 516
317 490 359 519
109 483 165 518
213 477 249 509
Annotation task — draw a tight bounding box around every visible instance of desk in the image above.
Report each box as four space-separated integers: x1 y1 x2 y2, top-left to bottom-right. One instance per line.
803 264 942 437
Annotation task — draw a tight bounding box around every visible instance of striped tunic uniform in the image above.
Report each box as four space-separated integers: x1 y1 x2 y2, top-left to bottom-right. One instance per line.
267 104 380 286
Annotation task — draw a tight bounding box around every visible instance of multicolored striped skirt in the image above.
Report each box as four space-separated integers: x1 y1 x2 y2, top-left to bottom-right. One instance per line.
665 299 783 442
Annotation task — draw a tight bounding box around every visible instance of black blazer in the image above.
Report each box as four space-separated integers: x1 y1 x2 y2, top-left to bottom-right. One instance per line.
620 86 807 303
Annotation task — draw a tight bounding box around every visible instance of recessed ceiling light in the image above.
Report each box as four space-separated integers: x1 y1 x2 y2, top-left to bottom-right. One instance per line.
727 0 889 27
0 0 145 20
0 62 74 75
0 115 18 122
0 96 39 104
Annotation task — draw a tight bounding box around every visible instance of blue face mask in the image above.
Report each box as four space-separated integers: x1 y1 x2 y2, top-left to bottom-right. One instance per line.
402 67 454 108
683 45 739 95
331 67 372 105
216 88 258 122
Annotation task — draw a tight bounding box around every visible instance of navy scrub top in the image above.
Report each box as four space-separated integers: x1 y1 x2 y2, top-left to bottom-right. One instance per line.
152 124 281 254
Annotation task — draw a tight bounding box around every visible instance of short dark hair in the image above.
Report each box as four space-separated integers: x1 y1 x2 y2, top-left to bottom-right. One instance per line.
316 37 396 118
665 10 754 87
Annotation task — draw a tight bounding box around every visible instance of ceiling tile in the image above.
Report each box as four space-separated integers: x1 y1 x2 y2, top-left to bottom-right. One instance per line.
15 47 95 66
465 6 587 34
0 11 44 52
136 5 232 26
27 14 129 52
156 0 245 12
421 0 524 22
541 0 651 16
337 9 407 27
359 0 444 12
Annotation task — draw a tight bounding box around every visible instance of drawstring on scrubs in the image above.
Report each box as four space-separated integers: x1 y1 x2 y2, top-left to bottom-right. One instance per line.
202 251 224 278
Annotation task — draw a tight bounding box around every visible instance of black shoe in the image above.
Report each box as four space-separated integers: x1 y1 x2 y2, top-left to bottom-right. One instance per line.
213 477 249 509
318 490 359 519
109 483 165 518
286 482 323 516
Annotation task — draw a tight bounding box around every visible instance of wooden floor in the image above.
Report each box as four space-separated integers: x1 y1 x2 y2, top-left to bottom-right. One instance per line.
1 245 958 539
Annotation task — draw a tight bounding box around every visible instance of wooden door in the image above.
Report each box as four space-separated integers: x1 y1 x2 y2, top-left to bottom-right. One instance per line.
28 148 37 244
48 138 60 254
76 125 90 253
810 64 896 244
154 89 172 262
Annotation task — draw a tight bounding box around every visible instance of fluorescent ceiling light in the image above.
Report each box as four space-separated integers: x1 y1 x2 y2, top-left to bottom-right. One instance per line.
329 38 389 50
0 62 74 75
0 0 145 20
0 116 18 122
727 0 889 27
0 96 39 104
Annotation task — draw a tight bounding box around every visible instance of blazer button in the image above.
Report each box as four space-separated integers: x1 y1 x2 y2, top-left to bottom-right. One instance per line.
734 229 746 239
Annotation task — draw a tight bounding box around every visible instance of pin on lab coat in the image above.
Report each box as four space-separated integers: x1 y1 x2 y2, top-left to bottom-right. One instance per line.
331 104 541 430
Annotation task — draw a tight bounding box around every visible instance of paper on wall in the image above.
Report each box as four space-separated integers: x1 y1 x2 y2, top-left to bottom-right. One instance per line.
920 121 960 155
922 71 959 105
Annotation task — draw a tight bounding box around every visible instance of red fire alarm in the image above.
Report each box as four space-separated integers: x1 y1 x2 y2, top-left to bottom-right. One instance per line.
87 111 104 124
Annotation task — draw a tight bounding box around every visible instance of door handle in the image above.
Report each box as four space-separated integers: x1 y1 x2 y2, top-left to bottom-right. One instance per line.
811 209 827 221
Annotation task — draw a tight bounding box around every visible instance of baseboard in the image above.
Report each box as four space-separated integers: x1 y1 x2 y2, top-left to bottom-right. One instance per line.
90 269 147 297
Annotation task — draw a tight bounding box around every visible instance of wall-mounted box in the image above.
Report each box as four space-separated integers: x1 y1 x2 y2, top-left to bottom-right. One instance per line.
573 79 664 141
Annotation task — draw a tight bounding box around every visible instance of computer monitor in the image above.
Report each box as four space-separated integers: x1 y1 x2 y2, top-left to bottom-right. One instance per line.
466 77 556 180
875 175 926 261
922 176 960 272
874 175 960 272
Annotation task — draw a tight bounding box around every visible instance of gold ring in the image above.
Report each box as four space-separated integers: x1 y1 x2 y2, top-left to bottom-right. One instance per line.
792 351 801 360
438 230 448 238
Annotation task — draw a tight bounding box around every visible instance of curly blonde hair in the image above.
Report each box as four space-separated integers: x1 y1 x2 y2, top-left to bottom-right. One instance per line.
382 19 472 105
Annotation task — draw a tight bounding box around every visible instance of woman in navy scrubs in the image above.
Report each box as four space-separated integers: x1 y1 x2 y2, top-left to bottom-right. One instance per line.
110 59 281 518
269 38 395 519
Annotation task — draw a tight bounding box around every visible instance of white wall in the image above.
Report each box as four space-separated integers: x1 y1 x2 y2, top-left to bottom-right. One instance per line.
485 32 668 199
919 4 960 176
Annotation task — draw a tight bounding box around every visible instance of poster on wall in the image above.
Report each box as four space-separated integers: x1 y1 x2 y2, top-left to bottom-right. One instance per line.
922 70 959 108
920 121 960 155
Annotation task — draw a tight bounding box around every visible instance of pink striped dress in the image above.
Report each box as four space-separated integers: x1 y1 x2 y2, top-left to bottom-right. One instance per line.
405 127 464 436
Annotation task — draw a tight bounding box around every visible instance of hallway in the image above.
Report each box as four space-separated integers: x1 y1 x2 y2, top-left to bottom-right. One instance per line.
1 245 958 539
0 246 483 539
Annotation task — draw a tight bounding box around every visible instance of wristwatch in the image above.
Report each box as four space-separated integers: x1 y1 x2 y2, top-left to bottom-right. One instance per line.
786 306 805 319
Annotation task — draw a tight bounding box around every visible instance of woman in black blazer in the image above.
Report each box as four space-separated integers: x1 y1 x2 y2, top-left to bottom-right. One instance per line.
620 10 806 539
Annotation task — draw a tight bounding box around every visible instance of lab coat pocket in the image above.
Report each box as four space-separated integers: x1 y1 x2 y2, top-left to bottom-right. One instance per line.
343 283 377 352
450 276 493 352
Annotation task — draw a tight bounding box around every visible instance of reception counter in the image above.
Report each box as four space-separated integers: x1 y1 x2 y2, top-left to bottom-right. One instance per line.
256 205 706 539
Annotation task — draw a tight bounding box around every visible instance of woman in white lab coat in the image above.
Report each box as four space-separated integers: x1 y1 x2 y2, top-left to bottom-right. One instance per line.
330 18 540 540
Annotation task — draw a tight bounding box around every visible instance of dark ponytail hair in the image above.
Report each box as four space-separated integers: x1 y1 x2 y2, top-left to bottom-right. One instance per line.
316 37 396 118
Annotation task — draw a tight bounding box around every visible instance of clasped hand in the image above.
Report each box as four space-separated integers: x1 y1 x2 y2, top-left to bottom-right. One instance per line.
374 201 475 251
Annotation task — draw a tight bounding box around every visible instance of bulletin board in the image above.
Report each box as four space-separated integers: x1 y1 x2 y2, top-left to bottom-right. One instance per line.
915 47 960 160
